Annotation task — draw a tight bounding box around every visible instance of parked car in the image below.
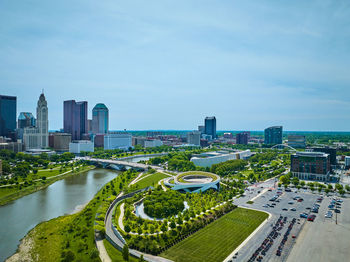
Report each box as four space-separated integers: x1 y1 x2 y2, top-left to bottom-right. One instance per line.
307 214 316 221
282 208 288 211
290 208 296 211
297 198 303 202
263 204 270 208
334 209 341 213
288 201 294 204
300 213 308 218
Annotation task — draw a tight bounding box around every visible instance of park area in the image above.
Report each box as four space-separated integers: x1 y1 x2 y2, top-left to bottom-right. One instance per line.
160 207 268 262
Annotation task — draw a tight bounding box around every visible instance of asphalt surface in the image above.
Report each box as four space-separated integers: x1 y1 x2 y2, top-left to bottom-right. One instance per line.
286 195 350 262
230 181 321 262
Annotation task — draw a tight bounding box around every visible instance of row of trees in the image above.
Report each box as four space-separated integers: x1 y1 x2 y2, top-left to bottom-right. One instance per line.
126 202 237 255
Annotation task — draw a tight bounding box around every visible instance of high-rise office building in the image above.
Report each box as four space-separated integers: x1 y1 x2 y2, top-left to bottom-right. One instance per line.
23 93 49 149
236 132 250 145
0 95 17 139
204 116 216 139
264 126 282 145
64 100 88 140
92 103 108 134
18 112 36 128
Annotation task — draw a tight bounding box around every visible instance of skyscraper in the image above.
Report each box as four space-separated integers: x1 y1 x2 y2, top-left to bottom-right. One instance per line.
18 112 36 128
204 116 216 139
64 100 88 140
0 95 16 139
264 126 283 145
92 103 109 134
23 93 49 149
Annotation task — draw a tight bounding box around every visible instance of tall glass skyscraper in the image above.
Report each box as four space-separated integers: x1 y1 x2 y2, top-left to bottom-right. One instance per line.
0 95 16 138
264 126 283 145
18 112 36 128
64 100 88 140
92 103 109 134
204 116 216 139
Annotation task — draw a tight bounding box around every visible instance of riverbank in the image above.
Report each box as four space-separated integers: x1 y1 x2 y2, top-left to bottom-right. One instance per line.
6 169 137 262
0 165 95 206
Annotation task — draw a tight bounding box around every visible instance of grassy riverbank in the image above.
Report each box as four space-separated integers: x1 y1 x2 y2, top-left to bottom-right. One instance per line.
6 169 137 262
0 165 95 206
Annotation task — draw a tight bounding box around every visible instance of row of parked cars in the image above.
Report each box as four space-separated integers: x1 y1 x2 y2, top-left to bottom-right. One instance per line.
325 198 342 218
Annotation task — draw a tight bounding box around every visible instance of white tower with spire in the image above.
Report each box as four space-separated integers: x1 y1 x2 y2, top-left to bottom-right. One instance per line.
23 92 49 150
36 92 48 148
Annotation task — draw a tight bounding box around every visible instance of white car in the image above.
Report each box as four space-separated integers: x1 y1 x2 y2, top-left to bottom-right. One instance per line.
325 211 333 218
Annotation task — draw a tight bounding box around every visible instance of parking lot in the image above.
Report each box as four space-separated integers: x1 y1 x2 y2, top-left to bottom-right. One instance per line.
231 184 328 262
287 195 350 262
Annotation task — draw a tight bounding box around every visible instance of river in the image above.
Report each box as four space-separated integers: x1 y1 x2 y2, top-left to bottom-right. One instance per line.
0 168 118 262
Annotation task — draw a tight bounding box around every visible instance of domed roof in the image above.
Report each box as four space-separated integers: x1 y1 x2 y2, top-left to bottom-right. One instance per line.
93 103 108 110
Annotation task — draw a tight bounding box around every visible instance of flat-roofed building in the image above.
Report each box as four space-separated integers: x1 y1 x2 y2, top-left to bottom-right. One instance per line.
191 150 251 168
49 132 71 152
69 140 94 154
144 139 163 148
288 135 306 148
291 151 330 182
104 133 132 151
187 131 201 146
236 132 250 145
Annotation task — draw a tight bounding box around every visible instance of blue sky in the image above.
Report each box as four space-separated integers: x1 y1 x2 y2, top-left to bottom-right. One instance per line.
1 0 350 131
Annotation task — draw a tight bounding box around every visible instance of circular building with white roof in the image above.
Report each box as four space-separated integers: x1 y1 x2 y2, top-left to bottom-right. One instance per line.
164 171 220 193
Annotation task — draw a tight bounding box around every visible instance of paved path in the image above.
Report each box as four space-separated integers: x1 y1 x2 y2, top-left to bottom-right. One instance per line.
96 239 112 262
118 203 125 231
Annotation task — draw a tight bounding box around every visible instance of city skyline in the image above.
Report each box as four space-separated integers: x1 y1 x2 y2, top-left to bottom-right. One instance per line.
1 1 350 131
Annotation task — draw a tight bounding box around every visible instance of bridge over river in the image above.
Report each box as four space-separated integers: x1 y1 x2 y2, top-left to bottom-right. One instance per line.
78 156 160 170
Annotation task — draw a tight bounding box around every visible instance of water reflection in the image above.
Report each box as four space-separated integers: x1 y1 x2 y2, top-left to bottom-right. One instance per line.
0 168 118 262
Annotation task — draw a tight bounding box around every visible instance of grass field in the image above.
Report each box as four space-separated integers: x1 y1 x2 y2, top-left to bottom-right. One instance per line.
133 172 168 189
161 207 268 262
103 239 138 262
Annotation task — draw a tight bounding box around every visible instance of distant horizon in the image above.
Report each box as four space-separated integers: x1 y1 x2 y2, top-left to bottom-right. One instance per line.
48 129 350 133
1 1 350 131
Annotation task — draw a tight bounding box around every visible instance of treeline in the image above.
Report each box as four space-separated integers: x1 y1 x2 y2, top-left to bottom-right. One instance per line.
0 150 75 176
148 151 202 172
144 190 185 218
211 159 247 176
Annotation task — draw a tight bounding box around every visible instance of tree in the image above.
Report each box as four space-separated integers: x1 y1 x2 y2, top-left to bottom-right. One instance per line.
139 255 145 262
292 177 299 186
345 184 350 192
122 244 129 261
328 184 333 190
124 224 131 233
300 181 305 187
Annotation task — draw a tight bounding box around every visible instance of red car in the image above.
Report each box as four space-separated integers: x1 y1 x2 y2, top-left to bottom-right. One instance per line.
307 214 316 221
297 198 303 202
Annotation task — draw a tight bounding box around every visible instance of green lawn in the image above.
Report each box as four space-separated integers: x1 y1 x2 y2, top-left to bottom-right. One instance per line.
133 172 168 189
161 207 268 262
103 239 138 262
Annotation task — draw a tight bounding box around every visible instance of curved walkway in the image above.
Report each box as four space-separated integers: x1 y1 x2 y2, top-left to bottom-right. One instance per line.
104 189 173 262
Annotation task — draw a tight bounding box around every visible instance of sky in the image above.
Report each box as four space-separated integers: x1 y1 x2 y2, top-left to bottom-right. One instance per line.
1 0 350 131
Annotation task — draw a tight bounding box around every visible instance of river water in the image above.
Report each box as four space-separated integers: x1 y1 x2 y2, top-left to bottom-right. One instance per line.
0 168 118 262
